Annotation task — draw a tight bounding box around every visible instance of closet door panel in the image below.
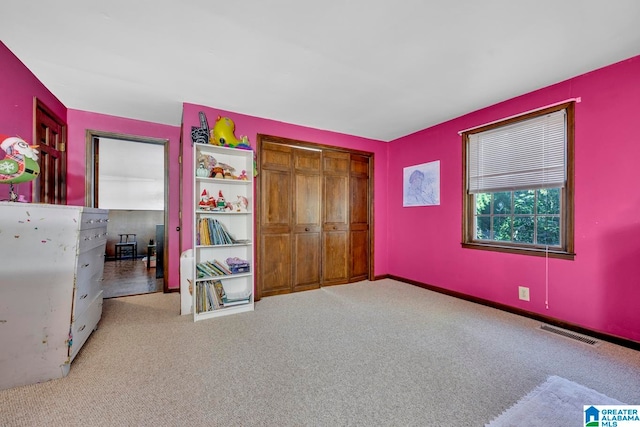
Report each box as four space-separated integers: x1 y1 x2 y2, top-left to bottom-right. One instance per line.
262 141 292 170
259 142 293 298
261 233 293 296
322 151 350 286
295 173 321 227
262 169 291 227
323 174 349 286
293 150 321 291
324 175 348 225
350 155 370 282
293 232 321 291
350 229 369 282
350 171 369 225
323 231 349 284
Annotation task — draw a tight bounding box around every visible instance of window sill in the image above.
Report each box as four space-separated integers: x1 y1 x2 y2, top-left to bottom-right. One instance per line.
462 242 575 260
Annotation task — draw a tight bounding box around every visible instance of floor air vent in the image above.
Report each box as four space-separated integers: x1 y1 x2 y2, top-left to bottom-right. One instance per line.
538 325 600 346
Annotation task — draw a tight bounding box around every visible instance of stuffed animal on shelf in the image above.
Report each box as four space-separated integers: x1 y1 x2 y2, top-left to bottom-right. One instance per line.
235 195 249 212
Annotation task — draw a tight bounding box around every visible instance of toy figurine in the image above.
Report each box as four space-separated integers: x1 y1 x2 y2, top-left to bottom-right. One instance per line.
199 189 210 210
211 167 224 179
216 190 226 209
235 195 249 212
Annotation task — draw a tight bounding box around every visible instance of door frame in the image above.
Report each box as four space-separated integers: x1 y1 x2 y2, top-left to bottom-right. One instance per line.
32 97 67 204
84 130 170 292
255 134 375 300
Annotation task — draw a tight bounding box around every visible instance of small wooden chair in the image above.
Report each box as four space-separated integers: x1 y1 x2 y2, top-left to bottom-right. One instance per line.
115 233 137 260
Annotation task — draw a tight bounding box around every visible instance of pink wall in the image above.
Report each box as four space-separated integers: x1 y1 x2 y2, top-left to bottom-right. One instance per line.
387 55 640 343
181 103 390 277
0 42 66 201
6 38 637 342
66 110 182 289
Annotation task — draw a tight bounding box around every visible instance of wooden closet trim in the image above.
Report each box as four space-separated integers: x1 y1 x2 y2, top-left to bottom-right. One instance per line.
255 134 375 301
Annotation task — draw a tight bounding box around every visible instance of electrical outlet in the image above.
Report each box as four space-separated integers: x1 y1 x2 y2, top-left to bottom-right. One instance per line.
518 286 530 301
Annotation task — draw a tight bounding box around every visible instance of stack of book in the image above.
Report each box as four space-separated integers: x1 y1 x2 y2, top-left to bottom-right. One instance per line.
196 280 251 313
196 259 232 278
197 218 235 245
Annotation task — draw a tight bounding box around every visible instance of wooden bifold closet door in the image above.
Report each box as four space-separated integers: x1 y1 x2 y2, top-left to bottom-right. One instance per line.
256 135 372 300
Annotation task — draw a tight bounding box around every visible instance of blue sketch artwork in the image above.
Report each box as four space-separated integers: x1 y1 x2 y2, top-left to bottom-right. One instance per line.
403 160 440 207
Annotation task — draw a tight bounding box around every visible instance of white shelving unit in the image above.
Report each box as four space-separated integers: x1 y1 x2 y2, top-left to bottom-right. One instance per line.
192 143 254 321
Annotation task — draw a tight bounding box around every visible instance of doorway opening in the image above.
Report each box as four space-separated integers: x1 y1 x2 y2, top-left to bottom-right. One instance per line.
85 131 169 298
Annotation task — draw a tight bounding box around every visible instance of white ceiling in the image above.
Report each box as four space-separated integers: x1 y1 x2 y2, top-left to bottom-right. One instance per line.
2 1 639 142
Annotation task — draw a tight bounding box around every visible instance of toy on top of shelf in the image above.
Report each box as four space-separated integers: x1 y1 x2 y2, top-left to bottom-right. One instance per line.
210 116 252 149
191 111 210 145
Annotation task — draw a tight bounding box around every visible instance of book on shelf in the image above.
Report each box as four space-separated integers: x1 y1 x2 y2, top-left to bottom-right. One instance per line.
196 280 227 312
215 280 251 307
221 297 251 307
196 218 237 245
196 257 250 278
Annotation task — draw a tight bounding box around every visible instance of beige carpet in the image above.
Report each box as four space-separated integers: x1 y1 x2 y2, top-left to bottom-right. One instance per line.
486 375 625 427
1 279 639 426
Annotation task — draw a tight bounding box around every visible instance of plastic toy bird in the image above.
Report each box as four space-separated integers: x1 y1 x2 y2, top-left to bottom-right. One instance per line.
0 135 40 184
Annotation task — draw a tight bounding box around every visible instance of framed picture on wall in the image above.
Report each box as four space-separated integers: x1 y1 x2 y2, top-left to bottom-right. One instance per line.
403 160 440 207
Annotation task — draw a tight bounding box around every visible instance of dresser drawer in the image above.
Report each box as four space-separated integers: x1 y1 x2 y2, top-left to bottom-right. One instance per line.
74 245 106 314
73 268 103 321
69 291 103 362
80 211 109 231
78 226 108 252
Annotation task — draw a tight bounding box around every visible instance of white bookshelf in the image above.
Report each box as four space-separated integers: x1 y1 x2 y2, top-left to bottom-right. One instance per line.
192 143 254 321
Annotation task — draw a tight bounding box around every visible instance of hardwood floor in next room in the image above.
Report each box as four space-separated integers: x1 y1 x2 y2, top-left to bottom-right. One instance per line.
102 258 163 299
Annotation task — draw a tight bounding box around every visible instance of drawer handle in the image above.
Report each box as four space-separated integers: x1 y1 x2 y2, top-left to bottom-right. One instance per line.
81 263 90 268
305 227 310 231
80 293 88 300
78 324 86 332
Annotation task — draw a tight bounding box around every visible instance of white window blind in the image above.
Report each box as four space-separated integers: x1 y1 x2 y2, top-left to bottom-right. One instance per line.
467 110 566 194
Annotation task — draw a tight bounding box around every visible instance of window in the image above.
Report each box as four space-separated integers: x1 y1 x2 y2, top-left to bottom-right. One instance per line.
462 102 574 259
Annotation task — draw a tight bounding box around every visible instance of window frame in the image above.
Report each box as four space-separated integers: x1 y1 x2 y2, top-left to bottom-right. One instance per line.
461 102 575 260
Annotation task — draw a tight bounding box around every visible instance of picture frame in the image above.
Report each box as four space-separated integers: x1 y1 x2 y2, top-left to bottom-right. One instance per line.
403 160 440 207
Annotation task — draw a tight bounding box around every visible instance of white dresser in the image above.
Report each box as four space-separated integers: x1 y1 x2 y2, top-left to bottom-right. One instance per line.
0 202 108 390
